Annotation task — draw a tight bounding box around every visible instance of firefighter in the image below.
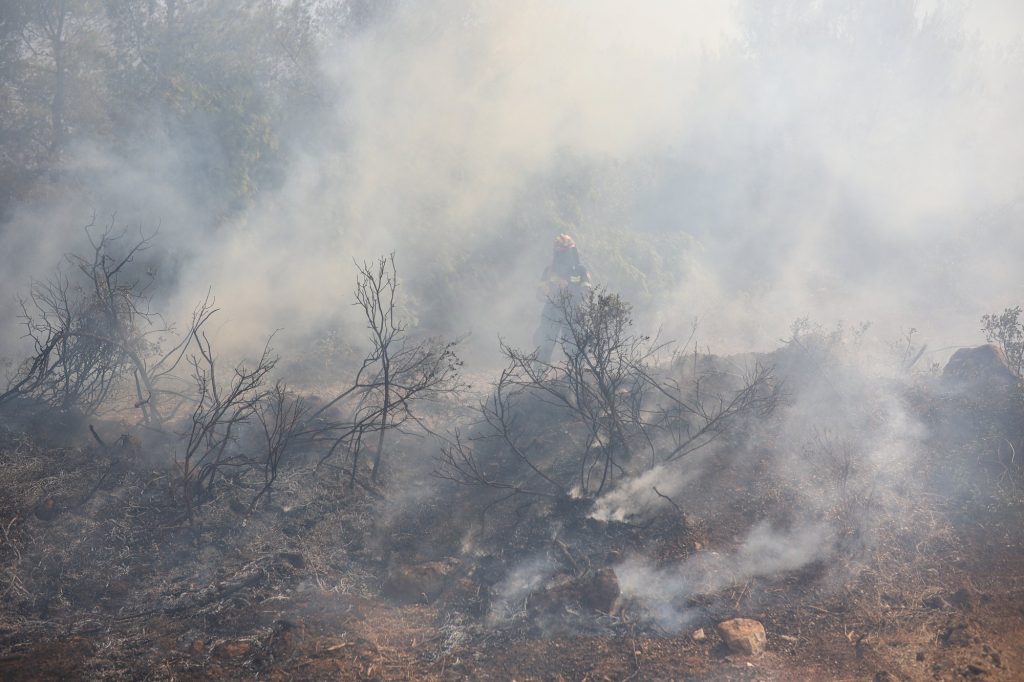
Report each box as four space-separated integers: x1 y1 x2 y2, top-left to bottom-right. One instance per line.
533 233 592 365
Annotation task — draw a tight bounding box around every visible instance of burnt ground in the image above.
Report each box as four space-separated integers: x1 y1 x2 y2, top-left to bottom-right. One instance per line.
1 371 1023 681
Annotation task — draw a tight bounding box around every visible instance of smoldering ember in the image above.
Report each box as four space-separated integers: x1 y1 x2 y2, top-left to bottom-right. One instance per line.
1 3 1023 681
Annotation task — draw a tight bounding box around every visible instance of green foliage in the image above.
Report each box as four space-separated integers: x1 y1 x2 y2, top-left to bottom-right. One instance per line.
581 227 699 314
0 0 340 216
981 306 1024 376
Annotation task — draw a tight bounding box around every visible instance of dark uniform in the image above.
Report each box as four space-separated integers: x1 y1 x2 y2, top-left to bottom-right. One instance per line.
533 235 592 365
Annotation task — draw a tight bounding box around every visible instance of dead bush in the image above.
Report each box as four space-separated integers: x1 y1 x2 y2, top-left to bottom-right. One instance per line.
302 254 464 489
0 219 217 427
178 334 277 522
439 288 778 508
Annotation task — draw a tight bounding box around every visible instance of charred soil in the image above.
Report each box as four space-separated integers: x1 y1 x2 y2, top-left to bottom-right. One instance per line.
1 357 1023 681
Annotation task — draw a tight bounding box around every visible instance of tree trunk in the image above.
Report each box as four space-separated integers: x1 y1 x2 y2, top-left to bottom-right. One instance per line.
371 374 390 482
49 0 68 154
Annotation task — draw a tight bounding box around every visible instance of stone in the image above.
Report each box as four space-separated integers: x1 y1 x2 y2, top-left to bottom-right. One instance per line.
716 618 767 656
692 628 707 642
943 344 1019 388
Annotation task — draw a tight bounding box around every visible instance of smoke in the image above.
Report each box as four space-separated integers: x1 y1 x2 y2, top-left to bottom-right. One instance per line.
3 1 1022 366
616 521 832 632
594 324 937 628
589 458 712 524
169 0 739 359
2 3 1020 644
486 554 558 625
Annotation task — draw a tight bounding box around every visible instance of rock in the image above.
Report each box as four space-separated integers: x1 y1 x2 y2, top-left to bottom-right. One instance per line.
382 559 459 603
716 618 767 656
692 628 707 642
943 345 1020 392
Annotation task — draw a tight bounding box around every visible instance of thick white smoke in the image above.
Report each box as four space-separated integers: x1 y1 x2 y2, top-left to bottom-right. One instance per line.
616 521 831 632
2 1 1022 366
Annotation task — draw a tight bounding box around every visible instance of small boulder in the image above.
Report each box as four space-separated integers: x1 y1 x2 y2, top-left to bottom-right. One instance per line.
717 618 767 656
943 344 1020 392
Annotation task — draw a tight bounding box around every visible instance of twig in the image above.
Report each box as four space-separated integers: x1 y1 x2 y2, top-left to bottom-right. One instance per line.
652 486 682 514
88 424 108 449
553 539 579 575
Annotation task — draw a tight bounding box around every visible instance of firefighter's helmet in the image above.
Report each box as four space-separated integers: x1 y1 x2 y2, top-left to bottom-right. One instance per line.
554 234 576 251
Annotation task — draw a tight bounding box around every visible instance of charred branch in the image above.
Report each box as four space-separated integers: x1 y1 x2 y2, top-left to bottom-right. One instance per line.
437 287 778 509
